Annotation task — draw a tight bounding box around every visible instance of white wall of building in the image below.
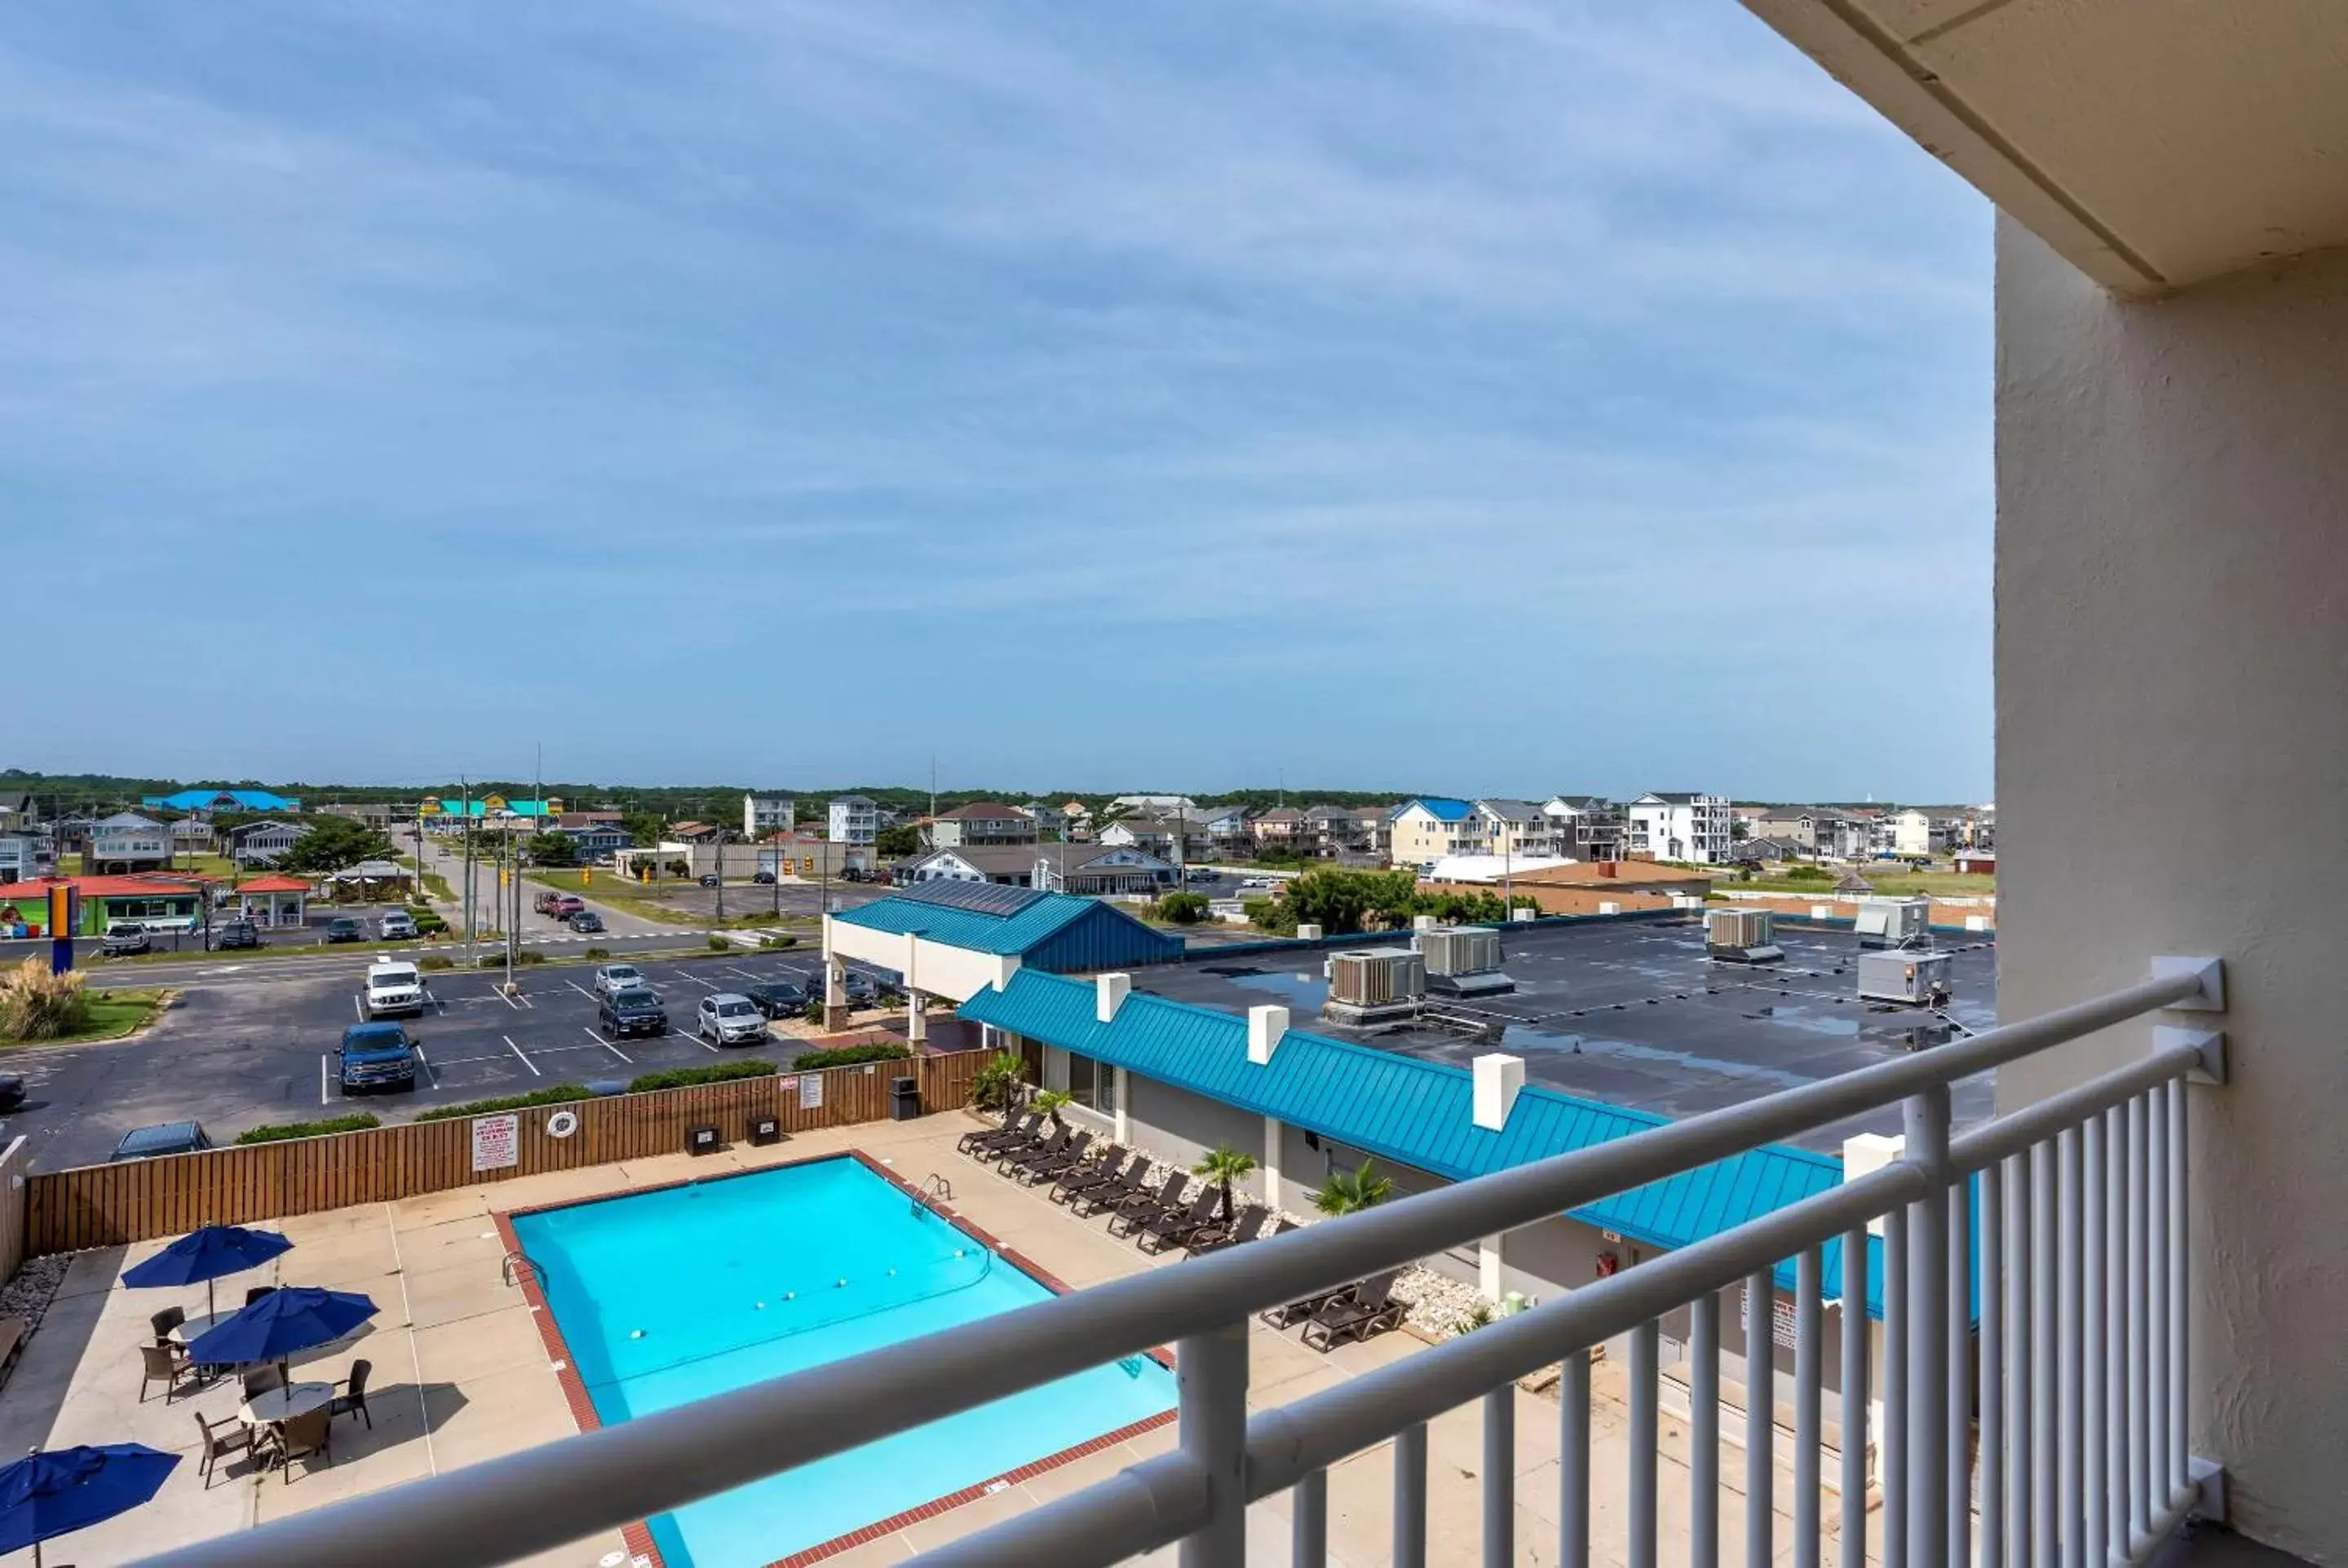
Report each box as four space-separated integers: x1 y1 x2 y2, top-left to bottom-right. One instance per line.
1995 218 2348 1555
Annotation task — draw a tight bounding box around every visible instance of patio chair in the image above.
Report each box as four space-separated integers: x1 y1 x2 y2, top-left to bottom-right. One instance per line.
192 1410 254 1488
243 1365 285 1402
1134 1186 1222 1255
1260 1278 1355 1329
1015 1129 1094 1187
149 1305 185 1346
994 1125 1071 1177
1050 1147 1134 1205
957 1109 1038 1156
331 1358 373 1429
272 1406 334 1482
1103 1172 1184 1236
137 1341 196 1404
245 1285 278 1307
1183 1205 1270 1257
1071 1157 1157 1217
1301 1270 1406 1353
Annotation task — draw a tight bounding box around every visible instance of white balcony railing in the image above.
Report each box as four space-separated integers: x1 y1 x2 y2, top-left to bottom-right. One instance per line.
137 959 2229 1568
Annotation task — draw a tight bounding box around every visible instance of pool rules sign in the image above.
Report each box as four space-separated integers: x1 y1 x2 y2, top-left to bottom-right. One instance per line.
471 1112 521 1173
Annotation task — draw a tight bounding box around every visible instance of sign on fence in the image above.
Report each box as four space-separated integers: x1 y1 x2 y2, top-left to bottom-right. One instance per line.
798 1074 823 1111
471 1113 520 1172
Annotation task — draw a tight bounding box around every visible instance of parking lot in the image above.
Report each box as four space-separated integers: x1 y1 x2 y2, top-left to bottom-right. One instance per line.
0 950 913 1173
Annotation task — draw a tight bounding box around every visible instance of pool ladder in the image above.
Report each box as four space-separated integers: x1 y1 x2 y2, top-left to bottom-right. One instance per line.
911 1173 953 1216
501 1251 546 1288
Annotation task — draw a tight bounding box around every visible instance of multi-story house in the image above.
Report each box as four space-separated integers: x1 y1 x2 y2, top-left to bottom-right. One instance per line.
1541 796 1622 860
86 812 173 874
743 796 795 841
1625 792 1731 864
1891 808 1957 858
0 831 53 884
930 802 1040 849
1249 807 1307 855
227 818 310 868
1016 802 1069 837
1471 799 1555 860
1387 798 1479 868
1301 805 1389 860
1201 806 1254 858
827 796 878 848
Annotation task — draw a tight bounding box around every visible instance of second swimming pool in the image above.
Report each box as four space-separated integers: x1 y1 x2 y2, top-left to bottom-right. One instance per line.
510 1155 1177 1566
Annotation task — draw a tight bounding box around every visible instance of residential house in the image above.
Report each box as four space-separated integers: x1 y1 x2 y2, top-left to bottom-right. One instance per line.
0 793 39 833
228 819 311 868
1249 807 1307 855
901 842 1178 895
556 811 624 830
555 822 631 861
1540 796 1623 860
1727 836 1803 865
0 833 52 885
1201 806 1254 857
1303 804 1391 861
1058 800 1094 838
1387 798 1480 868
665 820 724 846
1753 807 1868 859
1095 815 1184 861
86 812 172 873
1891 809 1952 858
318 802 397 829
141 787 302 815
930 802 1040 848
828 796 878 847
1625 793 1731 864
1109 793 1196 814
1471 799 1555 860
743 795 795 840
169 817 216 852
1017 802 1069 837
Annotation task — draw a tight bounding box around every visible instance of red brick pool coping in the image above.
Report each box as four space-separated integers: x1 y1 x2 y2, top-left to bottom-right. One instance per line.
493 1143 1179 1568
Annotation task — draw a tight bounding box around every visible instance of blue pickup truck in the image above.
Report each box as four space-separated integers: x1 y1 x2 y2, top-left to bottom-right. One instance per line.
338 1022 421 1094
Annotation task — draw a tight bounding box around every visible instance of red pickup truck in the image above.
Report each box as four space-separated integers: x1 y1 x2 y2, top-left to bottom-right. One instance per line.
537 892 585 920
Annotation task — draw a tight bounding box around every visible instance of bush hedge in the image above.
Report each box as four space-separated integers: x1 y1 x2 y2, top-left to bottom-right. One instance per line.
626 1060 776 1093
235 1113 382 1145
791 1042 912 1071
417 955 455 971
405 906 449 934
708 934 732 952
581 947 612 961
415 1086 590 1121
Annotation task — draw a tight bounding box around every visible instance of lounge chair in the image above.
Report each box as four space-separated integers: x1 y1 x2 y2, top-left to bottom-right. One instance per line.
192 1411 254 1488
1183 1205 1269 1257
1260 1278 1354 1329
1135 1186 1222 1254
149 1305 185 1345
1072 1157 1157 1217
1049 1147 1134 1205
138 1342 196 1404
1300 1270 1406 1352
331 1358 373 1429
1016 1130 1094 1186
959 1110 1038 1157
270 1406 334 1482
1106 1173 1188 1239
995 1125 1071 1177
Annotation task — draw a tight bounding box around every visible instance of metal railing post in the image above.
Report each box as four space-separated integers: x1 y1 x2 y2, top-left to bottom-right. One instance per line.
1949 1169 1973 1568
1482 1385 1514 1568
1748 1268 1776 1568
1629 1320 1659 1568
1177 1323 1249 1568
1883 1206 1908 1568
1291 1469 1326 1568
1795 1247 1824 1568
1839 1227 1869 1568
2128 1092 2150 1542
2032 1137 2057 1568
1691 1292 1722 1568
2059 1123 2085 1568
1981 1159 2005 1568
1561 1348 1590 1568
1903 1087 1952 1568
1394 1421 1428 1568
2167 1080 2188 1501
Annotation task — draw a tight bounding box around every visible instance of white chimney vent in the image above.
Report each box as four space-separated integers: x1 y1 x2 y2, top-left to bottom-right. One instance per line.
1248 1004 1289 1065
1598 900 1621 917
1095 972 1130 1023
1472 1053 1524 1131
1812 904 1833 921
1413 914 1439 932
1843 1132 1904 1236
1295 922 1324 941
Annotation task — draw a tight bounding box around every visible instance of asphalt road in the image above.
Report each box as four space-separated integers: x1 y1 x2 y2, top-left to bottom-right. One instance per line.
1 949 908 1173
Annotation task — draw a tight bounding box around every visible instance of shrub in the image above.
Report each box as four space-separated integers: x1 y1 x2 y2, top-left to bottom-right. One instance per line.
416 1086 591 1121
581 946 612 961
1314 1158 1395 1217
1155 890 1210 924
518 949 546 965
0 959 90 1041
760 933 798 950
1032 1089 1072 1127
970 1049 1027 1111
406 906 448 934
1783 864 1833 883
417 955 455 971
236 1113 381 1145
708 935 731 952
792 1042 911 1071
626 1060 776 1093
1241 897 1294 935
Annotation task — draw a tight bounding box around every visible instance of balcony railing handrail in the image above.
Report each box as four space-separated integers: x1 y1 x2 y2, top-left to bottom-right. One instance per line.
133 961 2218 1568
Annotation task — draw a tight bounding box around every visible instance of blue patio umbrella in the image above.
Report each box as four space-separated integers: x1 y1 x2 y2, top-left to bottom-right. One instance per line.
121 1225 294 1321
0 1444 179 1568
184 1288 378 1381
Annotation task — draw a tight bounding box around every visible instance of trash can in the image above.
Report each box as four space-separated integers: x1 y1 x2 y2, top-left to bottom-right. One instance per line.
686 1124 720 1156
748 1115 783 1146
888 1076 922 1121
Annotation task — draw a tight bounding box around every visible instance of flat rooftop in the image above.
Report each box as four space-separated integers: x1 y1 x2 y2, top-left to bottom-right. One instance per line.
1141 917 1998 1152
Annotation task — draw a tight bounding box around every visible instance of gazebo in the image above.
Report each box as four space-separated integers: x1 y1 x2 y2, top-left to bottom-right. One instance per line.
233 873 309 928
324 859 416 903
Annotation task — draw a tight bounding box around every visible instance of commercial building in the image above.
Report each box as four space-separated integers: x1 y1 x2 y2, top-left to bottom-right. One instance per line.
140 787 302 815
0 874 208 934
1626 792 1731 864
902 843 1179 895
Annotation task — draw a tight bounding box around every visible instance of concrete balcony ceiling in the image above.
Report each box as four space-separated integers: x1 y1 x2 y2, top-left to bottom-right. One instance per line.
1742 0 2348 294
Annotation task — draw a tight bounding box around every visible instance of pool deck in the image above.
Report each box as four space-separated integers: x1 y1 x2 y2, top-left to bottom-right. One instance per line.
3 1112 1859 1566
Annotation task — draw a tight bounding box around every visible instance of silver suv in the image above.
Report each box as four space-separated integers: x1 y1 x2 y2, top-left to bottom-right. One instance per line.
378 910 418 939
696 993 767 1046
102 921 151 956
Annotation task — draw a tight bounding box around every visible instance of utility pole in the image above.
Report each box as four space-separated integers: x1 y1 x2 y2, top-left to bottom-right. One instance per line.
462 779 475 965
715 830 725 921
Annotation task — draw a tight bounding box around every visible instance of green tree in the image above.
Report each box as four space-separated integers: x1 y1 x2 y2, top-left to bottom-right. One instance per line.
621 811 665 847
970 1050 1028 1113
1031 1089 1072 1128
1313 1159 1395 1217
1285 867 1420 934
276 816 394 874
876 824 924 859
1156 890 1210 924
1194 1142 1258 1220
525 831 576 867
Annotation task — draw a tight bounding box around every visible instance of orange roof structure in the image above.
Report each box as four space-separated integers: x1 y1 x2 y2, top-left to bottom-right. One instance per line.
0 873 215 900
234 874 312 894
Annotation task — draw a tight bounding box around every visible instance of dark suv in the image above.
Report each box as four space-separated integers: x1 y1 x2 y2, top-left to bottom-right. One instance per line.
742 980 810 1019
337 1023 420 1093
325 917 365 943
212 920 260 950
598 987 669 1039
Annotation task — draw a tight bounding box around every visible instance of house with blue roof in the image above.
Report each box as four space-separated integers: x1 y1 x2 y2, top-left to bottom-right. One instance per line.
1387 797 1479 869
142 787 303 815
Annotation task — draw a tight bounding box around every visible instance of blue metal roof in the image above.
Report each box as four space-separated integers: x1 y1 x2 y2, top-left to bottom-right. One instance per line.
834 892 1183 970
958 968 1906 1316
142 788 302 813
1394 797 1473 822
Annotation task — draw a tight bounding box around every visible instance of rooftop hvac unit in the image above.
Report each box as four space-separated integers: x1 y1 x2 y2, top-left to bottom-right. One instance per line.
1417 925 1516 997
1857 949 1954 1007
1855 896 1933 949
1328 948 1426 1008
1705 907 1784 965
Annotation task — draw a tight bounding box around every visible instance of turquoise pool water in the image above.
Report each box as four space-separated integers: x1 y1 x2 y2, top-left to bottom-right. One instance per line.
511 1157 1177 1566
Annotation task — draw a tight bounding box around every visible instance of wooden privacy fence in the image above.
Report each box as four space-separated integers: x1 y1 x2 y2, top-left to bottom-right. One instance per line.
25 1048 994 1258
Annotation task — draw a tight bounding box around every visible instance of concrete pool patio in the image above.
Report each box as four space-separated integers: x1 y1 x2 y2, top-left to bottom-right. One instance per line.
2 1113 1859 1567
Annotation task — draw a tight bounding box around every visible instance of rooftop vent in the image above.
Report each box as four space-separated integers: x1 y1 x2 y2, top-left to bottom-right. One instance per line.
1855 895 1932 949
1095 972 1130 1023
1247 1003 1289 1065
1705 907 1784 965
1418 925 1516 998
1322 947 1426 1027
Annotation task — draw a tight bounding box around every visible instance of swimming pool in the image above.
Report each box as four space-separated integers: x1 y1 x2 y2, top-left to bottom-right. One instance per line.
509 1156 1178 1566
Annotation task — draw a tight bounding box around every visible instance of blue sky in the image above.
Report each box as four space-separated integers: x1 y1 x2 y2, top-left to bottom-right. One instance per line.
0 1 1992 802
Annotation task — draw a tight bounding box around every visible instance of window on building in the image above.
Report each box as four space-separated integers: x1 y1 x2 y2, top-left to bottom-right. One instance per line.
1065 1051 1111 1111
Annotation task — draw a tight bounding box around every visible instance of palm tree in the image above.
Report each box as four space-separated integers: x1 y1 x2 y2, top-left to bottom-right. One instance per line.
1194 1142 1258 1221
1313 1159 1395 1217
1032 1089 1072 1129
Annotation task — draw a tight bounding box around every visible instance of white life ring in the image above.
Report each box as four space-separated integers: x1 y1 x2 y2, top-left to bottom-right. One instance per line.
545 1109 581 1139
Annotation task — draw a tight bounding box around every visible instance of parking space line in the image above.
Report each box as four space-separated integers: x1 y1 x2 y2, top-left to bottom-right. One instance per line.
671 971 718 990
504 1036 542 1076
723 966 765 983
351 995 364 1023
583 1028 632 1064
563 980 596 1001
415 1045 438 1088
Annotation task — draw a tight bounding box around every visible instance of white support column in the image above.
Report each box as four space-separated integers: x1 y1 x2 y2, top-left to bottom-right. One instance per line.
1479 1237 1504 1303
1113 1065 1130 1144
1263 1115 1283 1207
906 992 927 1043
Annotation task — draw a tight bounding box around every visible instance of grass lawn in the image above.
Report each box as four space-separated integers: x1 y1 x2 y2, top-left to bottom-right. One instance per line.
397 855 454 901
1727 871 1996 897
1 987 168 1049
158 853 239 881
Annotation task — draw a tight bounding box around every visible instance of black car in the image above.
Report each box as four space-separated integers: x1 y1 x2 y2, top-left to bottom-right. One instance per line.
0 1075 24 1112
843 970 899 1007
598 987 670 1039
212 920 260 950
742 980 810 1019
325 917 365 943
697 873 721 889
567 910 605 934
751 871 776 885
